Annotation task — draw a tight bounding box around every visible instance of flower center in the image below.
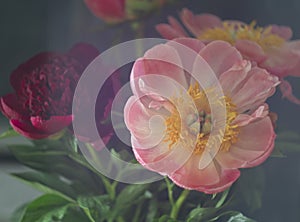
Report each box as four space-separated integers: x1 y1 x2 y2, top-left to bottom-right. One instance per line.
199 21 284 50
164 82 239 155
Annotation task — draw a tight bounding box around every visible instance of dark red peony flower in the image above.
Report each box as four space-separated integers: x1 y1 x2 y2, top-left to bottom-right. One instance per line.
0 43 99 139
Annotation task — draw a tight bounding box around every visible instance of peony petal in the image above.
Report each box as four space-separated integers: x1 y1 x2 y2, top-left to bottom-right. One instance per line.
169 157 240 194
218 117 275 169
133 138 195 175
268 25 293 40
156 24 186 40
166 38 206 83
168 16 188 36
170 156 221 187
30 115 73 134
235 40 267 63
180 9 222 37
124 96 152 139
232 104 269 127
124 96 167 147
231 67 279 113
0 94 29 120
261 43 300 77
167 37 206 53
10 119 50 139
194 169 240 194
279 79 300 105
200 41 243 78
130 43 188 96
218 60 251 97
285 40 300 77
234 117 274 151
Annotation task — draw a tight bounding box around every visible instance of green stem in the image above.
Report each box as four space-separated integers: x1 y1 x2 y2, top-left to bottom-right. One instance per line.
85 143 118 200
165 177 175 207
170 189 190 219
131 21 145 57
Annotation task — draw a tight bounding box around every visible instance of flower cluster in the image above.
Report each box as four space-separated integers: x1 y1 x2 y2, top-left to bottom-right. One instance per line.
2 4 299 221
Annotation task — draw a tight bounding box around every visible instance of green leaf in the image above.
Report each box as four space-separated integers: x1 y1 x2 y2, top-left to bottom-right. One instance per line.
9 145 103 195
187 208 255 222
77 195 111 222
110 184 150 219
61 207 91 222
20 194 73 222
12 171 76 201
217 211 256 222
0 127 19 140
187 207 220 222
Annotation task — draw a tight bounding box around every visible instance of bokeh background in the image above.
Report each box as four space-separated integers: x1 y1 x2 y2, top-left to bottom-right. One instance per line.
0 0 299 221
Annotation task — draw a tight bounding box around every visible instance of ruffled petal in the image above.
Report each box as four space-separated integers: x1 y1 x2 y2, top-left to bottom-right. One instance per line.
231 67 279 113
218 60 251 97
124 96 167 147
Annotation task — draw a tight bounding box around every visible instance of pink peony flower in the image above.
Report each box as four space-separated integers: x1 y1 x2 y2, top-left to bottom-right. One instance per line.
156 8 300 105
0 43 99 139
124 38 279 193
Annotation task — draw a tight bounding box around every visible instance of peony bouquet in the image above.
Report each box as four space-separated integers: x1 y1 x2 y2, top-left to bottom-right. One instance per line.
1 1 300 222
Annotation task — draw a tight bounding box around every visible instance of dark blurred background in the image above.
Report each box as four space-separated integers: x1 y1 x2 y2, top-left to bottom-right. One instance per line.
0 0 300 221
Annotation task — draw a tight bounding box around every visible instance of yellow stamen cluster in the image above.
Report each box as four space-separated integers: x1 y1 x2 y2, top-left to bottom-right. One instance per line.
164 82 239 155
199 21 284 50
